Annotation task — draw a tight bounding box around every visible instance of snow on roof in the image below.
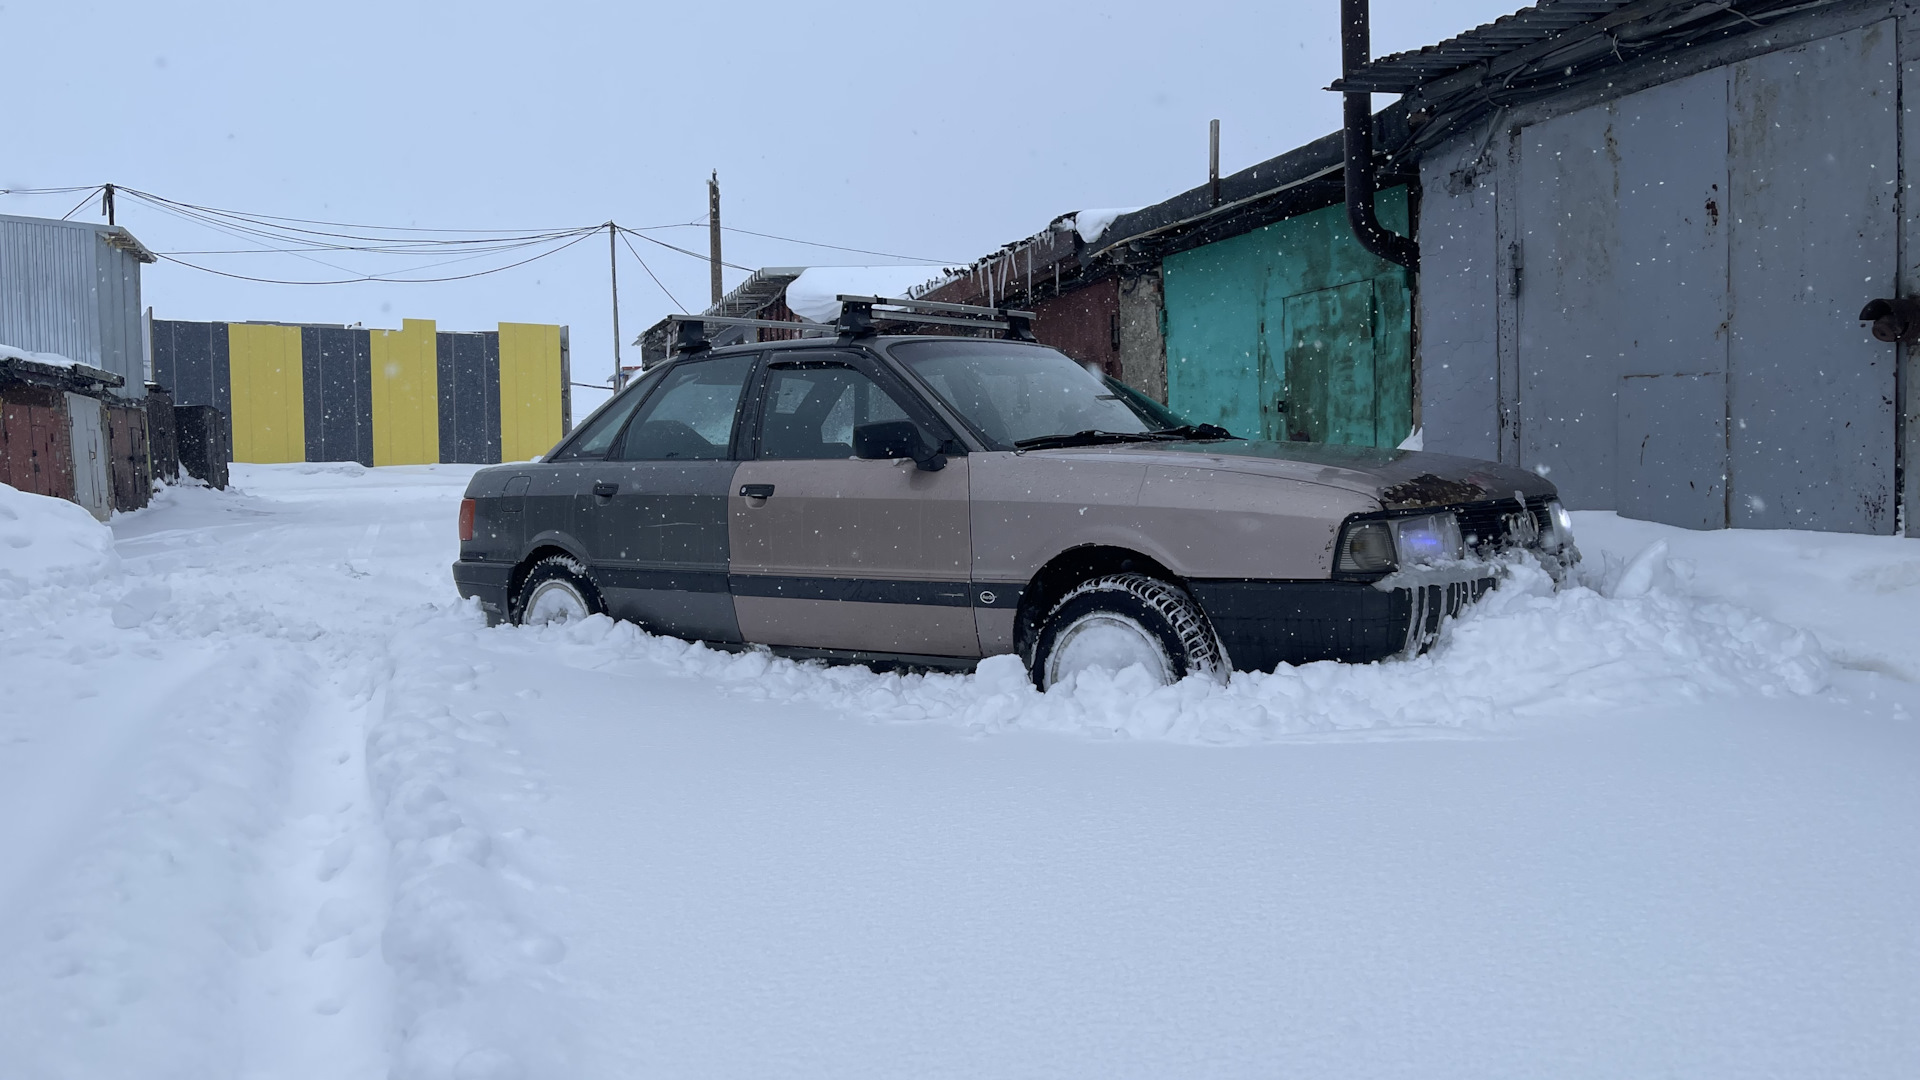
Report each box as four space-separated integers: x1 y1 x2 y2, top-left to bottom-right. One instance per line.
1071 208 1143 247
0 342 81 369
0 342 126 388
783 265 962 323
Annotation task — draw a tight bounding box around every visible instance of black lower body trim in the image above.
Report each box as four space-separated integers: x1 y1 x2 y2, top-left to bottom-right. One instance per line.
451 559 514 625
703 640 980 674
1188 578 1494 672
729 573 973 607
591 565 731 593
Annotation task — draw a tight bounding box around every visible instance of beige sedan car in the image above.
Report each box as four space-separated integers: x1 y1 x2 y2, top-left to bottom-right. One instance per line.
454 333 1574 688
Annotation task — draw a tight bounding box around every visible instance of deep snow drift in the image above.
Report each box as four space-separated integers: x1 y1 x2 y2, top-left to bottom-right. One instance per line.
0 466 1915 1079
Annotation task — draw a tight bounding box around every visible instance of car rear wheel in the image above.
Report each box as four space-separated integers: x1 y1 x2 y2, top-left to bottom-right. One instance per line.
514 554 603 626
1029 573 1225 690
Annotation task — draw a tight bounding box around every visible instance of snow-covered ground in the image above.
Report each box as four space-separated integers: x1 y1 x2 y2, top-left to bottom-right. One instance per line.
1 466 1916 1079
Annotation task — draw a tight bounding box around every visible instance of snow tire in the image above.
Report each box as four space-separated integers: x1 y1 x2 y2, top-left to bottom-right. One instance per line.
1028 572 1227 691
513 553 604 626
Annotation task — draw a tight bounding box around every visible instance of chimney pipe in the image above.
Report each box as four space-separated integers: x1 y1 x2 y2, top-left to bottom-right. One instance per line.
1340 0 1418 270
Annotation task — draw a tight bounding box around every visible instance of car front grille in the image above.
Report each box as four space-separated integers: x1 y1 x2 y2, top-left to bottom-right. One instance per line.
1452 496 1555 553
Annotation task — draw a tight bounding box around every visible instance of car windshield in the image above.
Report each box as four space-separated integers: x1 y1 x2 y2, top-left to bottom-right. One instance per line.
890 340 1175 448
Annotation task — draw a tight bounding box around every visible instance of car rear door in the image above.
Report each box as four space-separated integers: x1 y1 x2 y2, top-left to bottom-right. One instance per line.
728 350 977 658
526 372 658 565
580 351 758 642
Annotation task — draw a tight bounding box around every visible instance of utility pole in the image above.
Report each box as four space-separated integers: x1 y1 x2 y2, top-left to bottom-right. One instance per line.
708 171 723 307
102 183 116 226
607 222 623 388
1208 120 1221 207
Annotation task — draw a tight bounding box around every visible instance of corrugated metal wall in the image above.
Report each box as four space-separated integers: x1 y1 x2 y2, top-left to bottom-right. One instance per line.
229 323 305 464
497 322 566 463
1419 16 1905 535
153 317 567 466
437 330 501 464
152 320 233 453
301 327 374 466
1161 189 1414 446
371 319 440 466
0 214 148 398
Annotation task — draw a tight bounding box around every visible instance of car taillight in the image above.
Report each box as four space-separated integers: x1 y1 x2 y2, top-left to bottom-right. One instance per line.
458 498 476 542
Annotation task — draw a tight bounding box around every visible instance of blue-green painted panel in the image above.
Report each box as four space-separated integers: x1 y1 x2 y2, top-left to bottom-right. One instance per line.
1162 188 1412 446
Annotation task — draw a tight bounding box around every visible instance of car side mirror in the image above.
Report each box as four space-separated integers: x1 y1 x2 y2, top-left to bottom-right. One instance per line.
854 420 945 472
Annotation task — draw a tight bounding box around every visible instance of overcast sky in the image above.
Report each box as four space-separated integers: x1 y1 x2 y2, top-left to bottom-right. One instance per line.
5 0 1518 400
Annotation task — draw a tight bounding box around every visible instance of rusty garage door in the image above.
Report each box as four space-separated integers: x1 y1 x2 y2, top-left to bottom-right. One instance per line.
0 384 75 500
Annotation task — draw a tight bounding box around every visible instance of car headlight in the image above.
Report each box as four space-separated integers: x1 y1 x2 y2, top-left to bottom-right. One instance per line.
1541 500 1575 552
1335 521 1396 575
1391 512 1465 566
1335 511 1464 577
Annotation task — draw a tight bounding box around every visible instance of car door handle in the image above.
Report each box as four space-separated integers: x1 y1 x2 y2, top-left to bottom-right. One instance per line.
739 483 775 500
592 480 619 498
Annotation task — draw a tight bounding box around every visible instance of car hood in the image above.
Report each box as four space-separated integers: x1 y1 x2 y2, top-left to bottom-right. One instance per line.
1027 440 1558 509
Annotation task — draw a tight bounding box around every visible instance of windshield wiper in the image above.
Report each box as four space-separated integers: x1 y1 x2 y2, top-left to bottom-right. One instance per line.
1013 430 1160 451
1144 423 1238 442
1013 424 1239 451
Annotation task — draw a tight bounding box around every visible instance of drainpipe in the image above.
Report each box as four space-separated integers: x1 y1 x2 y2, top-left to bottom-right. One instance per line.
1341 0 1418 270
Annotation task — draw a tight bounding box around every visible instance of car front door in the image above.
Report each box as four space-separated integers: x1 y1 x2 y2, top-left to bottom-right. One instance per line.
729 351 977 658
577 352 757 642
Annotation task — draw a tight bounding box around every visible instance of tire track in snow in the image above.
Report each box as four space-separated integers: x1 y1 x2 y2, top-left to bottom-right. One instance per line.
0 636 381 1078
367 610 579 1080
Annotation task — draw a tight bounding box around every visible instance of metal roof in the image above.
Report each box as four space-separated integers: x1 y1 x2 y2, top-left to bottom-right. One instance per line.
1336 0 1638 93
1335 0 1839 95
701 266 806 321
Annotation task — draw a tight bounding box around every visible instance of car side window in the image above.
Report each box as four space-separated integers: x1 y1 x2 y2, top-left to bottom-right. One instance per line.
552 377 653 460
614 353 755 461
757 361 913 460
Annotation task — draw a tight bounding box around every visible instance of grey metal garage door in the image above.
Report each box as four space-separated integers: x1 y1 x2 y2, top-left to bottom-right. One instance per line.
1512 21 1898 533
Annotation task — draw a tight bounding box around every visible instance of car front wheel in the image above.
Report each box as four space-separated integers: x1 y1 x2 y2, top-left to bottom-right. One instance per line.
1029 573 1225 691
514 554 603 626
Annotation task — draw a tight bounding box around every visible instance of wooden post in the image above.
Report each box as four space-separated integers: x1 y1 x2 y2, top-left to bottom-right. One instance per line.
708 172 723 306
608 223 623 388
1209 120 1221 207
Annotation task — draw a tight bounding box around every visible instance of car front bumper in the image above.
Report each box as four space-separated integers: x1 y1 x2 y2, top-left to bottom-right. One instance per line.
1188 578 1495 673
452 559 515 626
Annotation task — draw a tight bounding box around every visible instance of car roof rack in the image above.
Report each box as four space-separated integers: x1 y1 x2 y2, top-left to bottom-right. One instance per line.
835 295 1036 342
667 313 837 355
668 296 1038 354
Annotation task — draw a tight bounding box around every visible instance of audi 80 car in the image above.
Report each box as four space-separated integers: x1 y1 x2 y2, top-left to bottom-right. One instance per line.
453 330 1575 689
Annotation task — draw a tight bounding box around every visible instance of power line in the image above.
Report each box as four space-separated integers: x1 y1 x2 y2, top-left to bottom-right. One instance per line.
620 226 758 273
58 187 103 221
0 185 104 196
120 188 590 250
116 186 651 238
127 193 367 276
616 229 689 313
718 224 963 265
153 229 599 285
116 187 603 284
9 182 963 292
632 218 966 265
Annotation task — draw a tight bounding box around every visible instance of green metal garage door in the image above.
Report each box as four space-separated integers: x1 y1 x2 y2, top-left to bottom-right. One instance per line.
1162 189 1412 447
